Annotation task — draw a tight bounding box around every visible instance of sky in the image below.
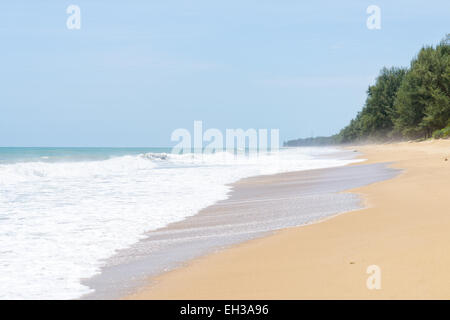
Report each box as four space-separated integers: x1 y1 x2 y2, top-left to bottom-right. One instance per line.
0 0 449 147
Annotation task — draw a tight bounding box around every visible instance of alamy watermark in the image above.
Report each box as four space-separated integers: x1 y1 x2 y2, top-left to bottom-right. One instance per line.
366 264 382 290
66 5 81 30
171 121 280 156
65 5 381 31
366 5 381 30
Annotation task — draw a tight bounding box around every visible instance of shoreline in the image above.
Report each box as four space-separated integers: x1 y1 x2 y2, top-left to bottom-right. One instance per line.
83 148 396 299
126 140 450 299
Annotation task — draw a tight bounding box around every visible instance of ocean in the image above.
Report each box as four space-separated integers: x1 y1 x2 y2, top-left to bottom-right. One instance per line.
0 147 360 299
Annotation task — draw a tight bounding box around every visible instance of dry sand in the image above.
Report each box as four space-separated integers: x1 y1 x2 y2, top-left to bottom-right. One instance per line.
127 140 450 299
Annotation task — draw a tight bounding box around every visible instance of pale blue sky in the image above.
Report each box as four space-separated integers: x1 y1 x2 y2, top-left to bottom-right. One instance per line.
0 0 449 147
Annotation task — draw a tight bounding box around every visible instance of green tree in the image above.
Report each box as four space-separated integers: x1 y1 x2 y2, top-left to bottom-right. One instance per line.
395 36 450 138
296 35 450 145
337 67 406 142
360 67 407 138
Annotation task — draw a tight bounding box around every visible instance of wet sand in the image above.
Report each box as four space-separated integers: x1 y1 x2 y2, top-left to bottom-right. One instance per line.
127 140 450 299
83 150 398 299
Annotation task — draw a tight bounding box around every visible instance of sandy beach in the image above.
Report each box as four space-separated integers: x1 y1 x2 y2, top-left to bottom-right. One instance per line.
127 140 450 299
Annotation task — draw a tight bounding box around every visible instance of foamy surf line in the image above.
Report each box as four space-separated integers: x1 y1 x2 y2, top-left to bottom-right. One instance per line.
0 147 365 299
83 160 400 300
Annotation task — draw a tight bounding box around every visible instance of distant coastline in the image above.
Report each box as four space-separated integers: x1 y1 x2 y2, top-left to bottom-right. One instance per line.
285 35 450 147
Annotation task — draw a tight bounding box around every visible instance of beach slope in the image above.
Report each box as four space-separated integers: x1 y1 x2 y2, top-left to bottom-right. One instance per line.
128 140 450 299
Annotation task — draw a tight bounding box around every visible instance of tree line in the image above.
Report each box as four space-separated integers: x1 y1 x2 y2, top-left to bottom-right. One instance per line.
285 35 450 146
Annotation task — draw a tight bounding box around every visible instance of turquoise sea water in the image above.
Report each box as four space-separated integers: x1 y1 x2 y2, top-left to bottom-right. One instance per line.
0 147 172 164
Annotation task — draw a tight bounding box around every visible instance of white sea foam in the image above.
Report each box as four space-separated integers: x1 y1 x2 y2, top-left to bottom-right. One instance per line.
0 147 359 299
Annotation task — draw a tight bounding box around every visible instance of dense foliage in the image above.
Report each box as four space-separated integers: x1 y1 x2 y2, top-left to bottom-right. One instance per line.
338 35 450 143
283 136 337 147
285 35 450 147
